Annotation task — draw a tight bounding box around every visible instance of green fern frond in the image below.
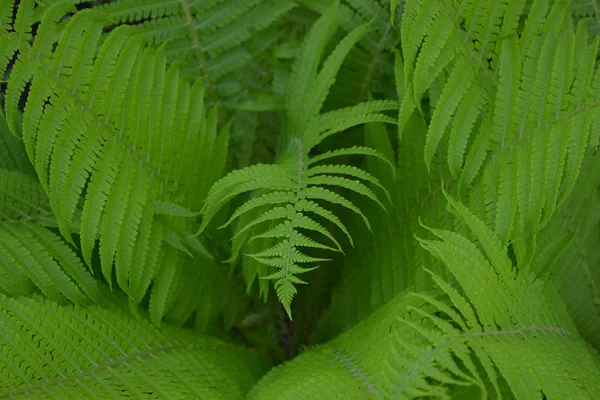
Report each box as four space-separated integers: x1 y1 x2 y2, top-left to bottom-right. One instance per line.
405 195 600 398
307 164 391 202
424 57 476 171
2 0 71 137
534 149 600 349
1 3 231 325
297 21 372 128
201 1 397 316
311 99 398 135
398 0 600 250
0 292 268 399
310 106 398 145
308 145 395 169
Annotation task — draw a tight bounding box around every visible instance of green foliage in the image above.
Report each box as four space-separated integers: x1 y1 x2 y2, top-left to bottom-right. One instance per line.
0 291 268 399
396 0 600 251
249 198 600 398
200 1 397 317
86 0 297 104
2 0 234 326
0 167 100 304
1 0 600 398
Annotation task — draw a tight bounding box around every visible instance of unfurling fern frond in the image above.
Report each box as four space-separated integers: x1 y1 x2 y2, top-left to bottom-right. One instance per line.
1 1 229 325
200 1 397 317
0 167 100 304
0 292 268 399
248 195 600 399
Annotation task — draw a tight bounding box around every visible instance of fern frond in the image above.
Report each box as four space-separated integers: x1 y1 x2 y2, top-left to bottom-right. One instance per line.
308 145 395 170
0 292 268 399
286 0 347 136
299 21 372 129
1 3 230 325
220 192 297 229
424 57 475 171
559 26 600 204
398 0 600 250
201 1 396 316
447 83 487 179
311 110 397 145
306 175 387 209
3 0 71 136
534 149 600 348
407 196 600 398
307 164 391 202
312 99 398 135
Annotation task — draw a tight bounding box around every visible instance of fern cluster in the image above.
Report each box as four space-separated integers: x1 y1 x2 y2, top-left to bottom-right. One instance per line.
1 0 600 398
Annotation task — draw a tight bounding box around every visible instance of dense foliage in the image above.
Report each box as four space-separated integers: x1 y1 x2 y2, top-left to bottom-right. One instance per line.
1 0 600 398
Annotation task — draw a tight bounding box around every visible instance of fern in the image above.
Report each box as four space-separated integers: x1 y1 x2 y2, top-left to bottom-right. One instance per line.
200 0 397 317
248 195 600 399
317 106 453 337
1 0 600 397
0 291 268 399
1 0 230 325
303 0 398 106
321 0 600 344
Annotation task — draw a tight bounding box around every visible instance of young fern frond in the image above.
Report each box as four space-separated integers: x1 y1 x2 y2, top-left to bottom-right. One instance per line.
200 138 387 317
1 1 230 325
200 0 397 317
